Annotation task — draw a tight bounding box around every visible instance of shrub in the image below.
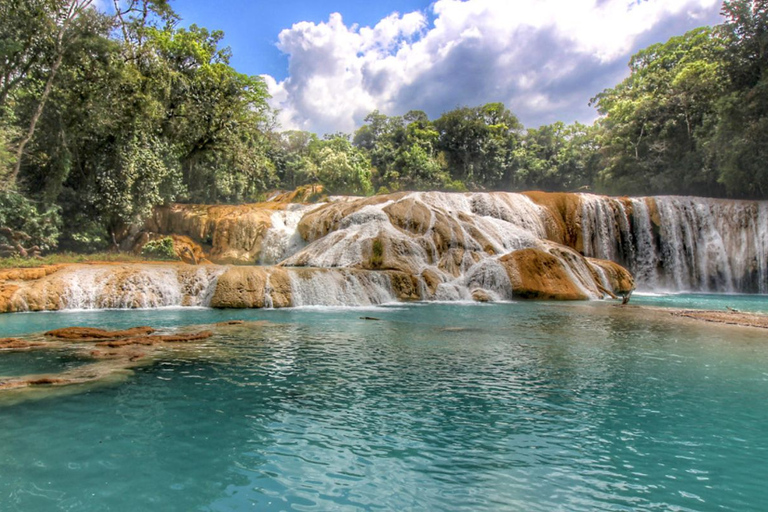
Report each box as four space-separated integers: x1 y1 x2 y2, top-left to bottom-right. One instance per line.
370 238 384 269
140 237 178 260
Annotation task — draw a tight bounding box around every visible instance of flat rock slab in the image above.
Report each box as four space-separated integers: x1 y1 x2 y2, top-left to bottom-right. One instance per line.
45 326 156 340
670 309 768 329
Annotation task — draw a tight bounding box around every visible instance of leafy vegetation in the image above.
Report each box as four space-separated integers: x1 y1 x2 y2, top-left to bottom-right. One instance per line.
1 0 766 260
0 252 146 269
140 237 178 260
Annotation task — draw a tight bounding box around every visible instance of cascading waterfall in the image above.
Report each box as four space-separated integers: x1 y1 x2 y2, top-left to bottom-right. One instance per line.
57 265 225 310
11 190 765 314
288 269 396 307
258 204 315 265
282 191 556 302
435 259 515 302
578 195 768 293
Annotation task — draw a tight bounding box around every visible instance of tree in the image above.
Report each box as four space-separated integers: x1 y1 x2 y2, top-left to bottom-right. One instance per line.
713 0 768 197
271 130 318 189
511 122 600 192
5 0 94 189
434 103 522 188
592 27 726 196
92 134 181 245
146 24 272 201
308 136 373 195
0 190 60 256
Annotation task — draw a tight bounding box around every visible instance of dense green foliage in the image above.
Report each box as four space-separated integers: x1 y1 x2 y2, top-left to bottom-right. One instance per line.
140 236 177 260
593 0 768 198
0 190 59 256
1 0 766 257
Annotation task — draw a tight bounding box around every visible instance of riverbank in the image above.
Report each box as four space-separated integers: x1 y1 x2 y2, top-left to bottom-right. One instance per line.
608 304 768 330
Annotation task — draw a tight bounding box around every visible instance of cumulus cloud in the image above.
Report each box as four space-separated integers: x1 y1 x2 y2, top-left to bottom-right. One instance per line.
265 0 723 134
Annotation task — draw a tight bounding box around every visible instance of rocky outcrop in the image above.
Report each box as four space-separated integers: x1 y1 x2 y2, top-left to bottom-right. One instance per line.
588 258 635 298
2 190 654 312
500 248 590 300
210 266 292 308
267 184 325 204
522 191 584 249
140 203 277 264
123 185 326 265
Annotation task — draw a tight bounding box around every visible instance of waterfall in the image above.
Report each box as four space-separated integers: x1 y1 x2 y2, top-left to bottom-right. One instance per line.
578 195 768 293
258 204 314 264
288 269 396 307
12 191 766 314
56 265 225 310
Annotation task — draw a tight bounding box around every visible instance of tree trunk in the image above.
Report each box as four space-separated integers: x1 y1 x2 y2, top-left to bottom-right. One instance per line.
8 51 64 187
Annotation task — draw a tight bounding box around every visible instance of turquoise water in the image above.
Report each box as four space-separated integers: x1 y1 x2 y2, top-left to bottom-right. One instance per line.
1 298 768 511
633 292 768 313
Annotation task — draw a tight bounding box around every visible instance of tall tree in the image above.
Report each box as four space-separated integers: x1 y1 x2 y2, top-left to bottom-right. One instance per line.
434 103 522 189
714 0 768 197
6 0 94 188
592 27 726 196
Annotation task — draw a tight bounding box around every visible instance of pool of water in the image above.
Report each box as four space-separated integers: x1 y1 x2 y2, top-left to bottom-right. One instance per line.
1 298 767 511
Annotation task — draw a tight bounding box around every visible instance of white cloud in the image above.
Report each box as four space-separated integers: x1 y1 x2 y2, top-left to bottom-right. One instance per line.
265 0 722 134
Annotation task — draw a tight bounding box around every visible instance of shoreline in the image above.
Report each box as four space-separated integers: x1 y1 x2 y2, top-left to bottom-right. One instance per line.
616 304 768 330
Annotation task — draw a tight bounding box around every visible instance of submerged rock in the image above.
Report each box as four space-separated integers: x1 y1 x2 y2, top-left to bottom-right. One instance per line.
45 326 156 340
94 331 212 348
0 338 43 350
0 321 274 401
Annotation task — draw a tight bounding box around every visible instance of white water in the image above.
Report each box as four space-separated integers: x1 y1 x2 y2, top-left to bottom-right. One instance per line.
288 269 395 307
258 204 314 265
19 265 226 311
283 192 603 301
579 195 768 293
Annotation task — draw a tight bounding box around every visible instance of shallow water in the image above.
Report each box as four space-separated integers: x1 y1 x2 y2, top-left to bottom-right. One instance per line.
1 298 767 511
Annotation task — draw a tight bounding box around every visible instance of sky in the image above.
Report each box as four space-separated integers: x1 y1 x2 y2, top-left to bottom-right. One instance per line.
167 0 725 135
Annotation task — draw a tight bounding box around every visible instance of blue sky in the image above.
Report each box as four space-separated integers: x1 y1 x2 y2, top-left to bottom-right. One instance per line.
174 0 434 80
165 0 724 134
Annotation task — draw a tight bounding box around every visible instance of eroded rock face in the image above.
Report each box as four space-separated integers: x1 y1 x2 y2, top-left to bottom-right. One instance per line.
587 258 635 297
210 266 292 308
0 265 63 313
129 190 321 265
500 248 590 300
144 203 276 264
